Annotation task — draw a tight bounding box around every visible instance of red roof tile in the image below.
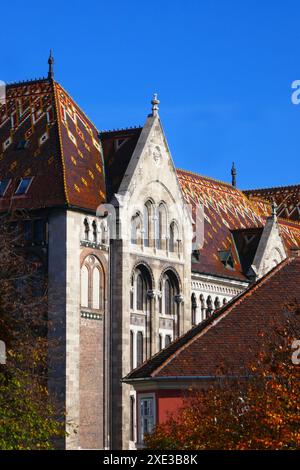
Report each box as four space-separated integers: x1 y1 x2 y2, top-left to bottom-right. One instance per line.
244 184 300 222
124 257 300 381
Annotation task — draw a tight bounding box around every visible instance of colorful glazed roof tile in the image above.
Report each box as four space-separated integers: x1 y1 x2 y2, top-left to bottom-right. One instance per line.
0 79 106 212
244 184 300 222
177 169 300 278
124 256 300 381
100 127 142 200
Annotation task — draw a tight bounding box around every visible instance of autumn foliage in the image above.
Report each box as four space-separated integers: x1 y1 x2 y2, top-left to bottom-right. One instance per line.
0 212 65 449
146 307 300 450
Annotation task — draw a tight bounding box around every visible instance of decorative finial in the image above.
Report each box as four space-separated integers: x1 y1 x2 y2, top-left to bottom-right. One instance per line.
48 50 54 80
271 199 278 218
151 93 160 116
231 162 237 187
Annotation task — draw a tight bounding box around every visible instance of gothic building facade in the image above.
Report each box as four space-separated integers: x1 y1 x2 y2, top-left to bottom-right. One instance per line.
0 58 300 449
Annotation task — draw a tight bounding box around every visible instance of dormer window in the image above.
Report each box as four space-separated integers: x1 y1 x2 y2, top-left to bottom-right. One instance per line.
0 178 11 196
15 177 33 195
16 140 29 150
218 249 234 269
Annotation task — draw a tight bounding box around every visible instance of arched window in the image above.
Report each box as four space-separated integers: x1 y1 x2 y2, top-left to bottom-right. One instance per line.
136 273 146 311
214 297 221 310
92 220 97 243
137 332 144 366
84 218 89 241
131 213 142 245
80 255 104 311
164 278 173 315
200 294 205 321
206 296 213 317
80 264 89 308
169 221 179 253
191 293 197 325
143 201 153 247
156 203 167 250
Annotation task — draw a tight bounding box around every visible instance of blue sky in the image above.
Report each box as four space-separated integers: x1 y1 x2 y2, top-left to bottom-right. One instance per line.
1 0 299 189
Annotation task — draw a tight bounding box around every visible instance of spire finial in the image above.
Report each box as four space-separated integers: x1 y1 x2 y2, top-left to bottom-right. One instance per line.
151 93 160 116
271 199 278 219
48 49 54 80
231 162 237 187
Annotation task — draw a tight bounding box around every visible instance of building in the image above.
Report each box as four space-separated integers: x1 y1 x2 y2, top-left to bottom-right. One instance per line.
123 256 300 446
0 55 300 449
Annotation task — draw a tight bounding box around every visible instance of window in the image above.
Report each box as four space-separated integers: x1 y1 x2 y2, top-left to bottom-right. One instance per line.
191 293 197 325
16 140 29 150
130 275 134 309
15 177 33 195
137 332 144 366
80 255 103 311
169 221 179 253
130 331 134 370
200 294 205 321
165 335 172 347
143 203 150 247
136 273 146 311
218 250 234 269
223 298 227 306
80 265 89 308
92 268 100 309
140 397 155 443
206 296 213 317
33 219 45 243
92 220 97 243
130 396 135 441
84 218 89 241
159 334 163 350
156 204 167 250
0 179 11 197
214 297 221 309
131 213 142 245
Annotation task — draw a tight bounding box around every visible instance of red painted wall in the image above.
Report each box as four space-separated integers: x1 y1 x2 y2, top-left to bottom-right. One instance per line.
156 389 185 424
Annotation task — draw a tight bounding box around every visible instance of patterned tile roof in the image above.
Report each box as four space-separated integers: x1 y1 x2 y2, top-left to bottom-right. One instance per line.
0 79 106 212
100 127 142 200
244 184 300 222
124 256 300 381
177 169 300 278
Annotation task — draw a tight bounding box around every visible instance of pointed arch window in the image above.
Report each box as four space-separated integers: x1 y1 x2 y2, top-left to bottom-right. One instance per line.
131 213 142 245
156 203 167 250
143 202 151 247
169 221 179 253
80 255 104 311
191 293 197 325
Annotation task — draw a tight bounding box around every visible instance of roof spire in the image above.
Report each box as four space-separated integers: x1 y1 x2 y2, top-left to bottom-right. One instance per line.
231 162 237 187
151 93 160 116
48 50 54 80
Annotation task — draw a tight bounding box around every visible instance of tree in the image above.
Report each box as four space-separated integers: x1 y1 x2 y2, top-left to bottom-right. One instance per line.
146 305 300 450
0 211 65 449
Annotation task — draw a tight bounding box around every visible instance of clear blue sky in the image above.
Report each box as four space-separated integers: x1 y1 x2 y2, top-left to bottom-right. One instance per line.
1 0 299 189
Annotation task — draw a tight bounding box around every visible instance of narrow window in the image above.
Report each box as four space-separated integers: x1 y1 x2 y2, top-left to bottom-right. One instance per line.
0 179 11 197
140 397 154 443
15 177 33 195
137 332 144 366
130 330 134 370
165 335 172 347
92 220 97 243
80 265 89 308
130 395 135 441
136 274 145 311
92 268 100 309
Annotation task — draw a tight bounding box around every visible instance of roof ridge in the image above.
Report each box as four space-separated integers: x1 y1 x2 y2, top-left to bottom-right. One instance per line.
6 77 49 88
177 168 234 188
99 126 143 134
244 183 300 193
